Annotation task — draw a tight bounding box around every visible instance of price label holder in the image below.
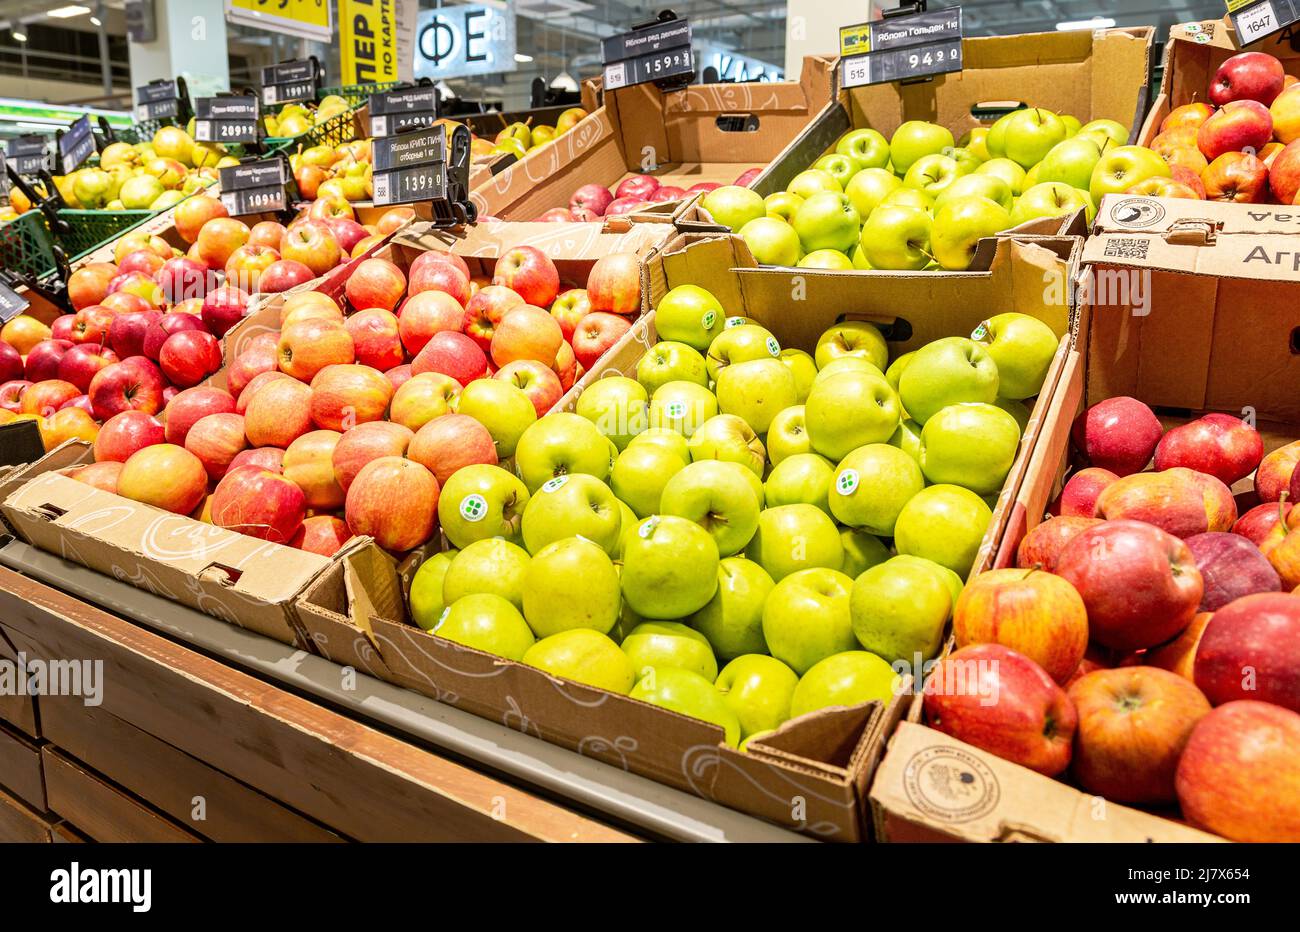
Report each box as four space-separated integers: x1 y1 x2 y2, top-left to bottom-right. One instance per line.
5 135 48 176
601 12 694 91
0 272 30 324
839 3 963 89
0 419 44 468
193 95 260 145
218 155 296 216
369 84 439 138
58 116 96 173
1227 0 1300 45
135 79 180 122
371 122 475 226
261 59 321 108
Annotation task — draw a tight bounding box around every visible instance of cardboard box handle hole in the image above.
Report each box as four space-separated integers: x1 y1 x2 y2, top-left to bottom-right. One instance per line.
970 101 1026 122
715 114 759 133
35 502 67 522
1291 327 1300 355
199 563 243 587
839 313 909 342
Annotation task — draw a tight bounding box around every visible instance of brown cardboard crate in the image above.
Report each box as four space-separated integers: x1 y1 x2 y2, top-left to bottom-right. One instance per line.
42 747 201 843
0 718 44 811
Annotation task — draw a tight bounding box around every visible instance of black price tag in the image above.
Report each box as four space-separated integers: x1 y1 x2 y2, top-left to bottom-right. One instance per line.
372 127 450 206
135 80 179 122
369 86 438 137
59 116 95 172
0 280 29 323
261 60 320 107
1228 0 1300 44
218 157 292 215
5 135 48 176
193 96 259 144
839 6 963 88
0 419 44 468
601 18 694 90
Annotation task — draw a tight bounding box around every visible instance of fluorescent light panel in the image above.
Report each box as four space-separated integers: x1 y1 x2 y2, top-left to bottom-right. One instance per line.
1056 17 1115 31
47 5 91 17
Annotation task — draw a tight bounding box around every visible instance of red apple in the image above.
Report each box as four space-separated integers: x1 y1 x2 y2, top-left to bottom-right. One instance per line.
228 446 285 475
226 337 279 399
116 443 208 514
385 364 413 392
49 315 76 342
109 271 164 308
407 413 498 485
259 259 316 294
1210 51 1286 107
143 313 208 361
551 341 577 390
462 285 523 352
397 290 464 355
95 410 165 462
494 359 563 417
345 257 406 312
332 421 414 492
248 220 286 251
210 465 307 544
243 377 313 449
343 308 404 371
280 221 342 277
1257 440 1300 502
1198 99 1273 162
69 460 123 494
324 217 369 256
175 195 229 245
537 208 573 222
492 245 560 308
1094 468 1237 538
923 643 1077 777
605 197 647 215
200 285 251 338
615 174 660 200
586 253 642 316
108 311 162 359
309 363 393 431
1186 531 1282 611
569 184 614 216
1153 413 1263 486
1202 151 1270 203
1194 591 1300 712
1052 467 1117 517
411 330 488 385
375 207 416 237
184 411 248 480
407 254 471 306
571 311 632 369
1234 500 1293 546
489 305 563 368
1269 138 1300 204
162 385 236 446
344 456 439 551
159 330 222 388
67 263 117 311
58 343 120 393
549 288 591 340
234 371 290 415
0 380 30 413
117 248 165 279
290 515 352 557
24 339 74 383
277 318 355 382
1071 396 1162 476
18 379 78 418
88 357 165 421
734 168 763 187
282 430 345 510
70 306 114 345
649 185 687 203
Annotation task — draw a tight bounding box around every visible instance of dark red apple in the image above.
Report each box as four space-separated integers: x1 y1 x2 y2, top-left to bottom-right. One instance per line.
1153 413 1264 486
1185 532 1282 611
143 313 208 361
1071 396 1163 476
23 339 74 383
1194 592 1300 712
108 311 163 359
200 286 251 338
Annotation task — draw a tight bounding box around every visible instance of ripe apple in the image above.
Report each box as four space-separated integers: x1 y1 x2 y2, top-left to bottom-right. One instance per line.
636 341 708 395
441 538 530 611
345 456 439 552
24 339 73 384
1187 531 1282 612
258 259 314 295
141 312 206 362
1198 99 1273 162
390 371 460 431
495 359 563 416
184 412 247 481
195 217 251 270
827 443 924 535
575 376 648 451
280 221 342 277
345 258 406 312
437 463 529 549
210 465 306 544
760 567 855 675
1053 467 1119 518
889 120 954 174
455 379 536 459
490 305 563 368
1235 500 1293 546
394 292 461 357
159 330 221 388
569 184 614 216
174 194 228 244
410 330 487 386
804 370 900 461
549 288 591 341
586 252 642 316
243 377 313 449
117 443 208 515
1193 592 1300 712
522 629 635 693
1070 396 1162 476
290 515 352 557
19 380 79 419
620 514 720 619
1153 413 1262 486
1202 151 1270 203
716 654 797 738
1095 468 1236 538
764 452 834 516
88 357 165 421
492 246 560 309
309 363 393 431
919 402 1021 495
1257 439 1300 501
407 413 497 486
700 185 765 232
69 306 114 346
162 385 236 446
520 473 621 555
654 285 725 352
1089 145 1172 203
281 430 345 510
744 503 843 582
514 411 610 492
278 318 355 382
331 421 412 492
658 459 761 557
1211 51 1285 107
893 483 992 577
687 557 773 660
94 410 164 463
898 336 999 425
68 460 123 494
738 216 801 266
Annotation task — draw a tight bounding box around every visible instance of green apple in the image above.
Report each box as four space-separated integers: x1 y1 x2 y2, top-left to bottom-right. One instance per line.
840 529 890 577
947 146 982 176
1077 118 1128 148
648 380 718 437
764 191 804 222
455 379 537 459
791 191 861 254
655 284 726 352
835 127 890 172
812 152 859 187
739 216 801 266
686 413 765 476
744 504 844 582
797 249 853 270
934 173 1013 211
844 167 902 218
514 412 611 492
701 184 765 231
984 111 1016 159
919 402 1021 495
805 369 901 461
1036 135 1109 191
636 341 709 393
627 426 690 462
860 205 932 271
1061 114 1082 136
976 311 1058 399
706 324 780 382
897 336 999 424
903 154 961 197
761 568 856 675
890 121 955 174
1001 108 1068 169
520 473 622 554
443 539 530 610
975 157 1028 195
884 350 913 391
850 556 951 664
789 650 900 718
764 453 834 515
611 443 687 518
688 557 773 660
621 621 718 681
813 356 886 387
522 629 636 694
715 359 797 435
888 417 923 464
891 553 964 607
622 515 721 618
814 320 888 370
828 443 925 535
716 654 799 738
930 195 1012 271
438 464 529 549
432 594 535 661
521 537 621 637
613 499 639 560
659 459 762 556
786 168 841 200
959 126 990 161
880 187 935 212
995 396 1031 433
1089 144 1170 205
1022 163 1042 189
1009 181 1093 227
409 550 458 630
893 483 993 577
629 667 741 747
851 245 872 269
576 376 648 450
778 348 817 403
766 405 810 466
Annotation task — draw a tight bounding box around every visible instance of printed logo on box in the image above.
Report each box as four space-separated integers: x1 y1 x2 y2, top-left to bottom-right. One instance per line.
1108 198 1166 229
901 746 1000 824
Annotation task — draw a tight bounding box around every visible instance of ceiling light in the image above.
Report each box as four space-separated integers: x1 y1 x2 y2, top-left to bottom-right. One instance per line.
47 5 91 17
1056 17 1116 31
12 29 27 42
550 70 578 92
514 53 533 63
89 16 101 26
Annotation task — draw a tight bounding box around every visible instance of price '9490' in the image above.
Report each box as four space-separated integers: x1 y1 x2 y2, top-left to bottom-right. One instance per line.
909 47 955 69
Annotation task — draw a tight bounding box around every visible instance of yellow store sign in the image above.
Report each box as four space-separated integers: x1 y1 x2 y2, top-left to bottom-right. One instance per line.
226 0 332 42
341 0 408 85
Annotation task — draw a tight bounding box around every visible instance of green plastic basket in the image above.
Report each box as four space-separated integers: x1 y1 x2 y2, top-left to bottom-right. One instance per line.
53 208 157 262
264 82 399 152
321 82 399 108
0 210 57 281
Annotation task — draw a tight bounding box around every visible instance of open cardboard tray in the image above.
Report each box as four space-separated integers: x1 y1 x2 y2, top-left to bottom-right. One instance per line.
470 58 836 223
868 191 1300 843
290 229 1080 842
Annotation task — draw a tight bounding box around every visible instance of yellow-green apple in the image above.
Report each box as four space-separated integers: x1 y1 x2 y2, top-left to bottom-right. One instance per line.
761 567 855 674
243 377 313 449
1202 151 1269 202
791 650 900 718
764 452 834 516
1193 592 1300 711
744 503 843 582
841 528 891 577
828 443 924 535
1054 466 1118 517
1036 135 1109 191
610 442 686 518
495 359 563 416
999 108 1067 168
898 336 999 424
814 320 887 370
520 473 621 555
555 107 586 134
764 190 804 222
636 340 708 393
903 154 961 198
919 402 1021 495
117 443 209 514
976 311 1058 400
332 421 413 492
1070 396 1162 475
686 413 765 477
389 371 459 431
223 243 279 292
184 412 248 482
889 417 922 463
924 642 1076 775
88 357 166 421
805 369 901 461
930 195 1012 270
1076 118 1128 148
659 459 762 556
575 376 647 450
209 464 306 543
960 125 991 158
1175 700 1300 841
571 311 631 370
408 413 497 486
1211 50 1285 106
797 249 853 269
345 456 439 551
621 514 720 618
343 308 403 372
786 168 840 200
1198 99 1273 162
629 667 741 747
652 284 724 352
860 205 932 270
455 379 536 458
954 567 1087 683
893 483 992 577
309 363 393 431
514 412 611 493
790 191 859 254
738 216 801 266
647 380 718 437
621 621 718 681
713 358 796 435
1187 532 1282 611
1094 467 1236 538
716 654 798 738
689 558 773 660
432 594 535 661
844 167 901 217
281 429 344 509
1153 413 1263 485
935 173 1013 212
778 348 816 403
701 185 765 231
850 555 950 663
975 157 1027 194
1055 519 1202 650
443 538 530 611
889 120 954 174
411 330 488 384
813 153 858 188
1089 144 1171 203
95 410 165 463
836 127 890 171
523 628 635 693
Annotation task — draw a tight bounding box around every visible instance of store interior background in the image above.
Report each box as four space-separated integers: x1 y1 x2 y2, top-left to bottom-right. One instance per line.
0 0 1233 142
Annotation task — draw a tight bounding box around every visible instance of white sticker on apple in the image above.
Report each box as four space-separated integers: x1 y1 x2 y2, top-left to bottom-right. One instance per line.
970 321 990 342
837 469 860 495
701 310 717 330
665 401 686 420
434 606 450 632
459 494 489 522
725 316 747 329
542 476 569 493
638 516 660 538
765 336 781 356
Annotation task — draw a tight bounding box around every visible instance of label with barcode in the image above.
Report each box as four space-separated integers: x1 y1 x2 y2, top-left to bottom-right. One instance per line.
193 96 259 144
0 281 29 322
372 164 447 206
6 135 47 175
1229 0 1299 43
369 86 438 137
135 81 179 121
601 17 693 90
261 59 319 107
839 6 963 88
218 157 291 214
59 116 95 172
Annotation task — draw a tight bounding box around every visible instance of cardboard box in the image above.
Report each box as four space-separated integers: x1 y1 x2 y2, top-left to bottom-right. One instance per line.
292 230 1079 841
471 58 836 221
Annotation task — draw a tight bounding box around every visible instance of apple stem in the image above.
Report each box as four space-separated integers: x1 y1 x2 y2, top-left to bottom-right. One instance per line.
1021 566 1037 581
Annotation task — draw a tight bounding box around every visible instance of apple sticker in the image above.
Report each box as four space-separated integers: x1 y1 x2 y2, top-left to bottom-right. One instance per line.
459 494 488 522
